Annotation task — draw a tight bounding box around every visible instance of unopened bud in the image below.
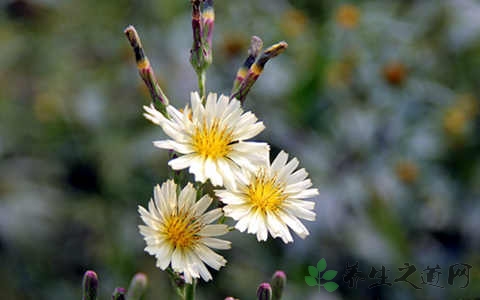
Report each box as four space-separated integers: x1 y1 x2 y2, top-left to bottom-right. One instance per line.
231 36 263 93
127 273 148 300
124 25 169 110
256 282 272 300
82 270 98 300
230 41 288 103
271 271 287 300
202 0 215 54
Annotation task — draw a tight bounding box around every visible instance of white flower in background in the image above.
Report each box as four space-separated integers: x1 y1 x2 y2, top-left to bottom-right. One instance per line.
138 180 231 283
143 92 269 187
216 151 318 243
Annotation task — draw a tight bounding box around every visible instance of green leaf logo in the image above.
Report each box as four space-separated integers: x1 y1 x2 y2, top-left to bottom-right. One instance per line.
317 258 327 272
304 276 317 286
324 281 339 292
304 258 339 293
322 270 338 280
308 266 318 277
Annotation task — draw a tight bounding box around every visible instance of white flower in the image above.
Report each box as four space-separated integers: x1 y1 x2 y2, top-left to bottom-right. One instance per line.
143 92 269 187
138 180 231 283
216 151 318 243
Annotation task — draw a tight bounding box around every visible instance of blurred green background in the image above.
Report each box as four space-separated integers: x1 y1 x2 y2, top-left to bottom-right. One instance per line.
1 0 480 299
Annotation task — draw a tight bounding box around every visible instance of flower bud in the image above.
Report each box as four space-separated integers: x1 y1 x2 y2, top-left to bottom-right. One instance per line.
256 282 272 300
82 270 98 300
231 36 263 93
271 270 286 300
124 25 169 111
127 273 148 300
230 41 288 103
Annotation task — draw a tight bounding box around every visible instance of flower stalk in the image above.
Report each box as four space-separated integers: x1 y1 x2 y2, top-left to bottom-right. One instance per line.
167 268 186 298
167 267 196 300
184 280 196 300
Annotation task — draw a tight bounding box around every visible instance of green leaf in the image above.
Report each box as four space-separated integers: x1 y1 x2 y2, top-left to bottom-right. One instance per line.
322 270 338 281
308 266 318 277
324 281 339 292
316 259 327 273
304 276 318 286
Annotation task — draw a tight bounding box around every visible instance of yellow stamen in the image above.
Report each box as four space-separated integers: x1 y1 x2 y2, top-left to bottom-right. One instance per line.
163 213 200 249
192 119 232 159
247 170 287 214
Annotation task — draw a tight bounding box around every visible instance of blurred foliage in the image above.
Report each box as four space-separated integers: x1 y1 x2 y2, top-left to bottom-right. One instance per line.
1 0 480 299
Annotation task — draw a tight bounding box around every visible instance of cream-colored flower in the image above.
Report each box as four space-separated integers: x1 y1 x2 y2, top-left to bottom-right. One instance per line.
216 151 318 243
143 92 269 187
138 180 231 283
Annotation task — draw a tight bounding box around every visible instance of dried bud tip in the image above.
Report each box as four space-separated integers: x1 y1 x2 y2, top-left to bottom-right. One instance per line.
124 25 140 47
249 36 263 57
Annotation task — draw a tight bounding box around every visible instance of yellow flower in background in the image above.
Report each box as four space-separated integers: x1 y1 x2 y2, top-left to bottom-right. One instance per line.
326 59 355 88
138 180 231 283
281 9 308 38
443 94 478 138
336 4 360 29
143 92 269 187
216 151 318 243
444 107 468 137
395 160 419 184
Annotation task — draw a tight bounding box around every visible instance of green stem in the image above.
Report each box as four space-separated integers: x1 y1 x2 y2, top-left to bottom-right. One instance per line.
166 268 185 299
198 70 206 102
184 280 196 300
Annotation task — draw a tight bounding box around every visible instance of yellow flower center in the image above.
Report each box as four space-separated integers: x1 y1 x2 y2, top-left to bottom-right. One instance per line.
163 214 201 249
192 119 232 159
247 170 287 214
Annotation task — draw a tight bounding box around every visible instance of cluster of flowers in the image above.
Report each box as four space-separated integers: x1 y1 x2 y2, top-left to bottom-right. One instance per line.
139 91 319 283
121 0 319 291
